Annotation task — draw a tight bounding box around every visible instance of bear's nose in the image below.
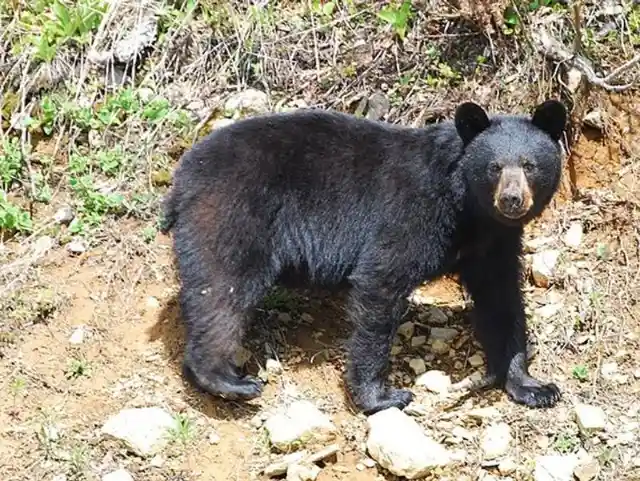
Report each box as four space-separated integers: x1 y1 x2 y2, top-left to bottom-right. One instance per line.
500 192 523 211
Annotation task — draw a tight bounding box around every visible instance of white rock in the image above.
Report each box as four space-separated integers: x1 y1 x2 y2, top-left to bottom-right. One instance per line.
286 463 321 481
54 205 75 225
210 118 235 130
429 327 458 342
573 455 600 481
225 89 269 114
409 358 426 375
481 422 512 460
411 335 427 348
536 303 563 319
575 404 606 433
208 430 221 444
69 326 86 345
102 469 134 481
499 457 517 475
601 361 618 379
535 455 579 481
468 353 484 367
33 236 56 257
366 407 451 479
102 407 176 457
266 358 283 375
52 476 67 481
525 235 554 253
146 296 160 309
397 322 415 340
264 451 309 477
114 17 158 63
563 222 583 248
430 339 449 355
531 250 560 287
67 239 87 255
415 370 451 394
583 110 603 130
264 400 336 451
428 307 448 324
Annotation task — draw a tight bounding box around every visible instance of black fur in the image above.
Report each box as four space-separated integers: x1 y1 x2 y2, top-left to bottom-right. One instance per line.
162 99 567 415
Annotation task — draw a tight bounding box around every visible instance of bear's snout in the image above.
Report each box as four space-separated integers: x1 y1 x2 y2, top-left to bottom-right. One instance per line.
493 166 533 220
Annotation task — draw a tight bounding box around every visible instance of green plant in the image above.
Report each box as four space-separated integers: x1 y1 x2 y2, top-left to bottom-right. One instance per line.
168 413 196 445
68 443 89 476
572 365 589 382
553 431 581 454
65 356 91 379
0 137 24 190
0 192 33 234
69 175 125 222
311 0 335 17
9 377 26 402
377 0 413 40
16 0 108 62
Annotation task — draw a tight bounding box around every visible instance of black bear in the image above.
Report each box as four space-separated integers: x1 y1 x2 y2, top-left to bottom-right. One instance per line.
161 99 567 415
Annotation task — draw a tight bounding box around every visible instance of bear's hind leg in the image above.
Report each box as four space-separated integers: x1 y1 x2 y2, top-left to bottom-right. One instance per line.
180 280 265 400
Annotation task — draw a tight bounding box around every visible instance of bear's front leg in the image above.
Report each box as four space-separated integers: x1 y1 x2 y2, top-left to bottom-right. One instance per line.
458 232 561 408
344 282 414 415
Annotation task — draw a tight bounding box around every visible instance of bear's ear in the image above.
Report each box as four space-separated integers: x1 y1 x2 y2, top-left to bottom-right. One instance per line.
531 99 567 141
454 102 491 145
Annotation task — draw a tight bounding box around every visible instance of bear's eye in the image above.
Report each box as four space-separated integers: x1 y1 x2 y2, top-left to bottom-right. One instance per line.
488 162 501 175
522 161 535 174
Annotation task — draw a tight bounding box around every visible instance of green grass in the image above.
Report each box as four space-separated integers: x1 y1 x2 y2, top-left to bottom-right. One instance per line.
168 413 197 446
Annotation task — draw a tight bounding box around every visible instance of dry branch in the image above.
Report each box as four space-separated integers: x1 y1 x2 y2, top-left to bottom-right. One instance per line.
531 24 640 93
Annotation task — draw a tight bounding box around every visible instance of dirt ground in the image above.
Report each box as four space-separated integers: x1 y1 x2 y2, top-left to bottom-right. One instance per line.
1 2 640 480
1 97 639 480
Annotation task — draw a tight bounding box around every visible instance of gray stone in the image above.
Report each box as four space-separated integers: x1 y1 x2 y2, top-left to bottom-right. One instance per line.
575 404 606 433
66 239 87 255
366 407 451 479
397 321 415 340
574 456 600 481
531 250 560 287
414 370 451 394
563 222 583 248
114 16 158 64
54 205 75 225
481 422 512 460
409 358 426 375
286 463 321 481
429 327 458 342
534 455 579 481
102 469 133 481
264 400 336 451
102 407 176 457
224 89 269 115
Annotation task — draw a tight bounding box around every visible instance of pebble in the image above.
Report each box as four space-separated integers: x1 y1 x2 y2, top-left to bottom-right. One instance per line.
536 303 563 319
224 88 269 115
428 307 449 324
286 463 321 481
563 222 583 248
574 404 606 434
468 353 484 367
429 327 458 342
414 370 451 394
208 430 221 444
430 339 449 355
534 455 579 481
210 118 235 130
266 358 284 376
409 358 427 375
264 400 336 451
54 205 75 225
498 457 517 475
69 326 86 345
33 235 56 257
264 451 308 477
102 469 134 481
481 422 512 460
398 322 415 340
67 239 87 255
573 455 600 481
411 335 427 348
366 407 452 479
531 250 560 288
101 407 176 457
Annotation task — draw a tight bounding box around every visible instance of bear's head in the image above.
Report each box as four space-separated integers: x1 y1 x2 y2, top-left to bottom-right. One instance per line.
454 99 567 226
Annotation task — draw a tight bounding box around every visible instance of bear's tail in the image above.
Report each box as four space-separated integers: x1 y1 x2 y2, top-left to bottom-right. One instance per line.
159 188 179 234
